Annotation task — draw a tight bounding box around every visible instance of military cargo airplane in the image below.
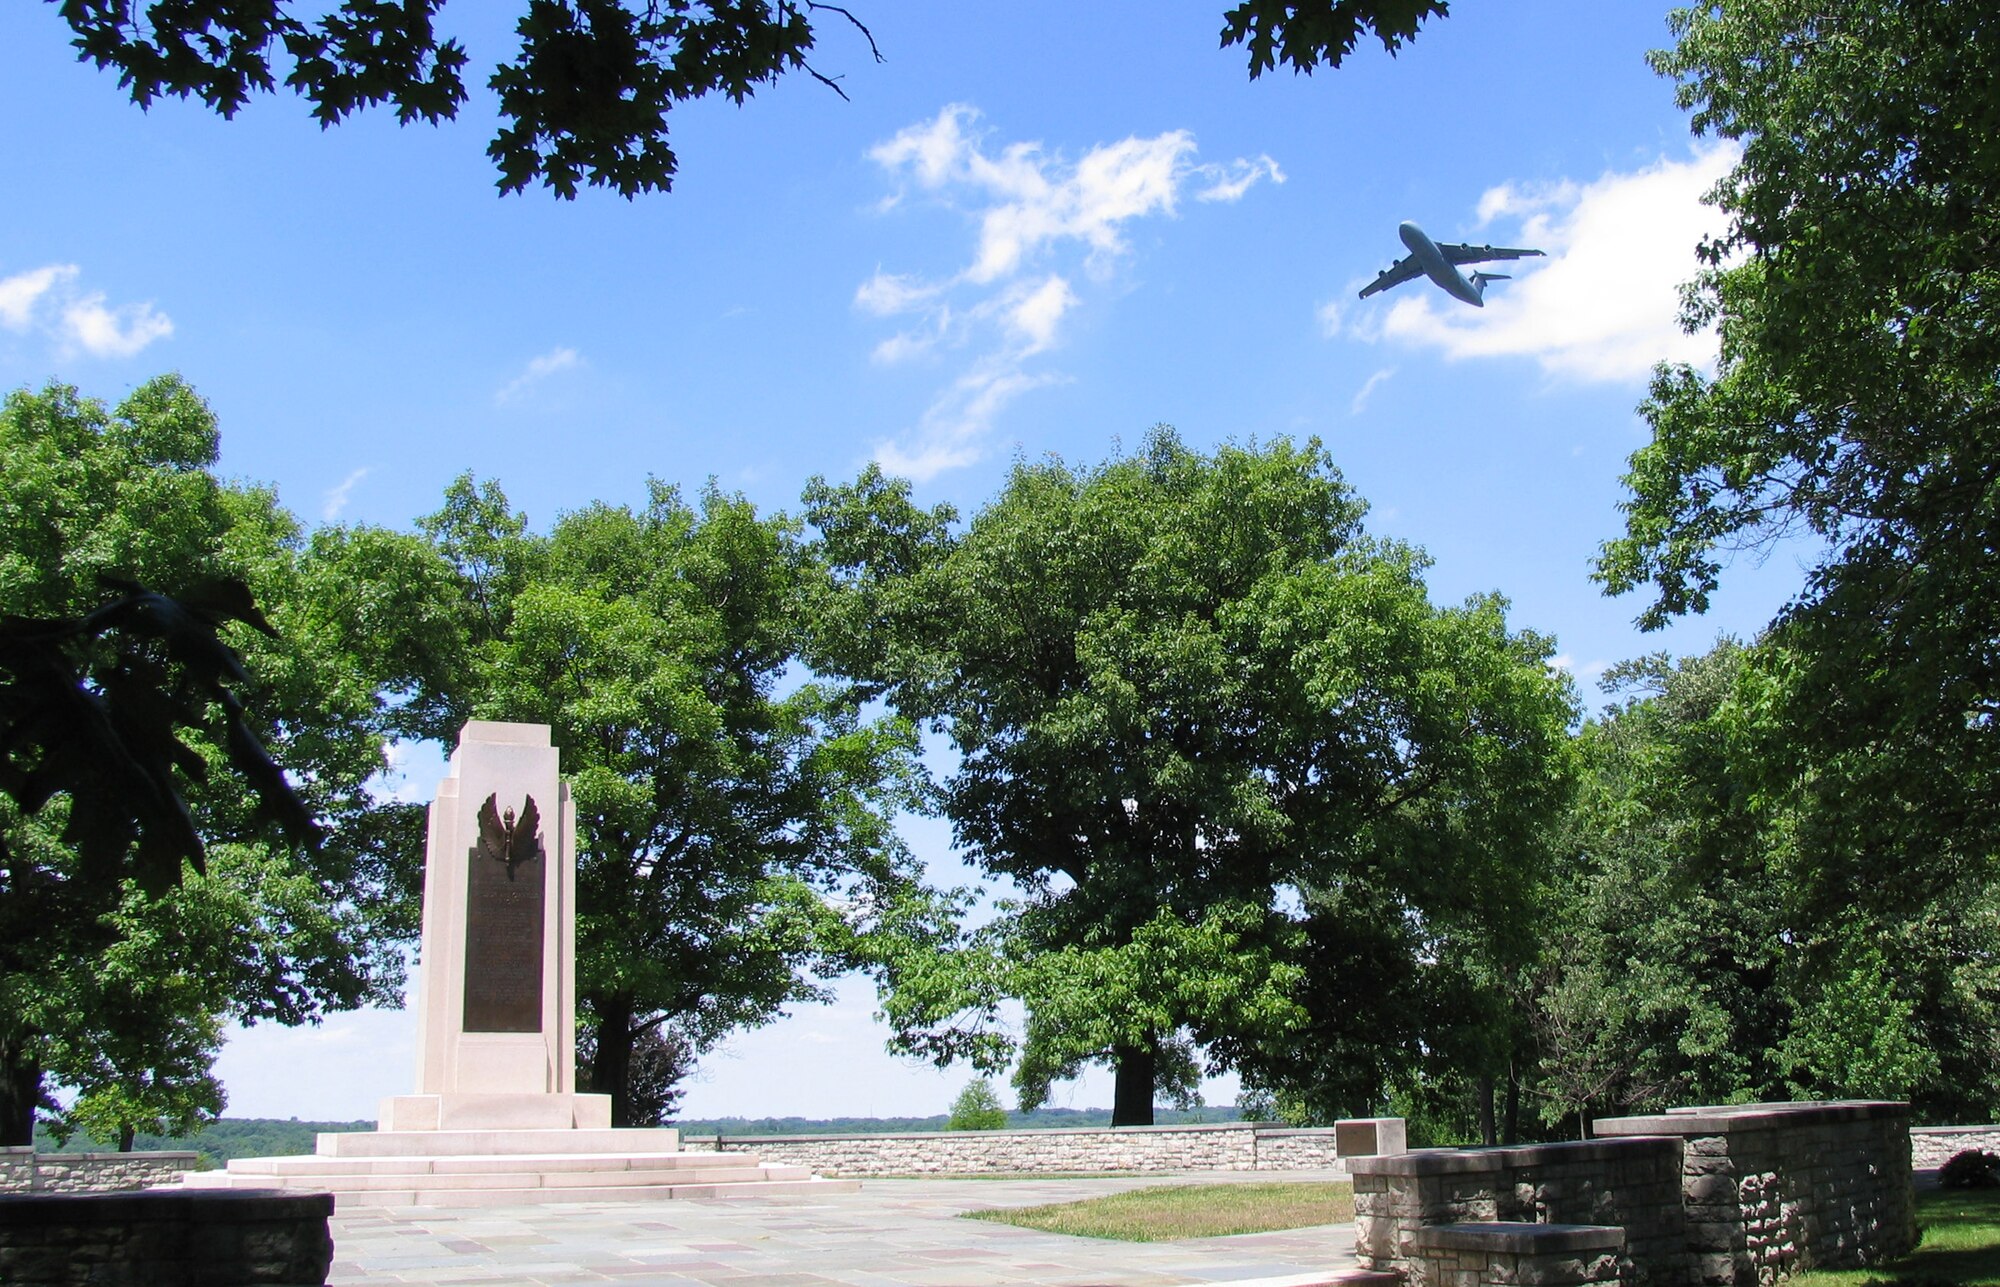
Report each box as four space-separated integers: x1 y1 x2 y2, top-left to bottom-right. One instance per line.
1359 221 1544 308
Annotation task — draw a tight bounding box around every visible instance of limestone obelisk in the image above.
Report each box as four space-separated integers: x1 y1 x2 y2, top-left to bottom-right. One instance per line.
379 720 612 1131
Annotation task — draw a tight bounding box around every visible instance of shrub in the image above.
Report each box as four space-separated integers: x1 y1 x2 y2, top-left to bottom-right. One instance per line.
946 1080 1008 1131
1938 1148 2000 1189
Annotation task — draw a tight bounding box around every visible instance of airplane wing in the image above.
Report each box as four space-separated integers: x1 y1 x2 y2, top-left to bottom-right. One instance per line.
1438 243 1545 266
1358 255 1423 299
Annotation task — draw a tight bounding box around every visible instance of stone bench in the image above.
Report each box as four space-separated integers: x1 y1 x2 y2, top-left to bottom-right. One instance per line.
0 1188 333 1285
1412 1222 1626 1287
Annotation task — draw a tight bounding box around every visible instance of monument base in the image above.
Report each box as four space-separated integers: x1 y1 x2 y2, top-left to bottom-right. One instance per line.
181 1126 859 1207
378 1091 612 1132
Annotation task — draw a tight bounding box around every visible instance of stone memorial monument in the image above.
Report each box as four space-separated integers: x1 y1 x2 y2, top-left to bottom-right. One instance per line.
181 721 849 1205
378 720 610 1132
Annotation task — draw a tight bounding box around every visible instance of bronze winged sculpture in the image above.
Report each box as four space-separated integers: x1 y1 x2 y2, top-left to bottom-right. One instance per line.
476 793 541 879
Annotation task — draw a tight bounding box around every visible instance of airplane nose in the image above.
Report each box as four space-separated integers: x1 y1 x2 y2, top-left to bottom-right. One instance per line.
1398 221 1421 237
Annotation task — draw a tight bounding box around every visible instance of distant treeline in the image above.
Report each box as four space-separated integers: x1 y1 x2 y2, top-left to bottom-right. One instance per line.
32 1118 374 1168
672 1105 1246 1136
28 1105 1246 1165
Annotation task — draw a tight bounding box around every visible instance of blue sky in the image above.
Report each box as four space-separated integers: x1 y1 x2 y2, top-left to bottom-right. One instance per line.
2 1 1813 1121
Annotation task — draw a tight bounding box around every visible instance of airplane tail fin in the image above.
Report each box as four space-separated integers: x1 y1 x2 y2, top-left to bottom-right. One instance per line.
1468 271 1512 302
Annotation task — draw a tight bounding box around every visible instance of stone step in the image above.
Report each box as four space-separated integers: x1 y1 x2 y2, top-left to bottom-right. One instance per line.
227 1151 769 1177
181 1174 859 1208
389 1178 860 1207
191 1163 812 1192
315 1128 683 1158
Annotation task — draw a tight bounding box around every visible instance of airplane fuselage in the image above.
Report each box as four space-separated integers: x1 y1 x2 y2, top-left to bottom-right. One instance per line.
1399 221 1487 308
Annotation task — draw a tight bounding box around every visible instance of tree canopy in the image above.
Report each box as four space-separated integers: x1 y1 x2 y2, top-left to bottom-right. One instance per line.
1596 0 2000 933
0 377 419 1146
328 473 935 1125
44 0 1450 197
809 430 1574 1125
1531 643 2000 1129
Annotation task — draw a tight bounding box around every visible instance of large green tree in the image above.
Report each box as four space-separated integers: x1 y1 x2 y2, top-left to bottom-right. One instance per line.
1532 642 2000 1126
1531 645 1790 1135
0 377 418 1146
363 474 931 1125
42 0 1448 197
1597 0 2000 922
808 430 1575 1125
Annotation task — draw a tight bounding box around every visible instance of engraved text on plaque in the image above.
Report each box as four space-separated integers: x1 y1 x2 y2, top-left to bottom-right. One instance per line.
462 793 545 1033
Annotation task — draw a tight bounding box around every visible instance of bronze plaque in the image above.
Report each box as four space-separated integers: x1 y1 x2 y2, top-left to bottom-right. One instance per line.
462 803 545 1033
1335 1120 1380 1157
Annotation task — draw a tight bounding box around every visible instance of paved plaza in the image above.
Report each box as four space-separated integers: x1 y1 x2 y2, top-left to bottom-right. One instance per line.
327 1171 1361 1287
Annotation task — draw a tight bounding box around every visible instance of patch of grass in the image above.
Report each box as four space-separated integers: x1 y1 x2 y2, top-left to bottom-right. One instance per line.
963 1181 1355 1241
1790 1188 2000 1286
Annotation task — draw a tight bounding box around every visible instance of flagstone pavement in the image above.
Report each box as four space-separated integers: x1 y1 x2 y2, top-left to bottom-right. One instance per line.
327 1171 1361 1287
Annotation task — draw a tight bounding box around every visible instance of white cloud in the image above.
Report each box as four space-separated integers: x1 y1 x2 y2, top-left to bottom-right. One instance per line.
321 467 371 521
1315 298 1346 338
862 104 1280 478
495 346 582 405
1349 143 1739 383
0 263 173 358
871 330 937 366
875 362 1064 483
1551 653 1612 687
854 270 940 316
62 293 175 359
1004 275 1077 354
1195 154 1285 203
1350 367 1396 416
0 264 77 330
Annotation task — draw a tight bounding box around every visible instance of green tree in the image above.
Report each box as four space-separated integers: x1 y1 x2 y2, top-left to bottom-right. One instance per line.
42 0 1448 197
1531 645 1790 1134
945 1078 1007 1131
0 377 418 1146
1597 0 2000 922
809 431 1575 1125
1534 642 2000 1125
385 474 931 1125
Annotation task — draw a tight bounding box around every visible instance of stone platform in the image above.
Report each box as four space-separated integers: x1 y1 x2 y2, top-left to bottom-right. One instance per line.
181 1127 858 1208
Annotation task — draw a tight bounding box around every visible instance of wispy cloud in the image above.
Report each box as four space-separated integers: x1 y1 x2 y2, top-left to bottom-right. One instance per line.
860 104 1284 480
1333 143 1739 383
1350 367 1396 415
0 263 174 358
1195 155 1285 203
322 467 371 521
1551 653 1612 688
495 346 582 405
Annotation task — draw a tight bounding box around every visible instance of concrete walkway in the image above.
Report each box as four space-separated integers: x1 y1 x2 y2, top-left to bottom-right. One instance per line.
327 1171 1361 1287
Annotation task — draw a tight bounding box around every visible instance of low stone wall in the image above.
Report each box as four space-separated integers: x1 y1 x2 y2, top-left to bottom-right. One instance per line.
1597 1101 1915 1285
0 1146 199 1194
1353 1101 1913 1287
686 1121 1355 1175
1911 1125 2000 1168
0 1189 334 1286
1350 1137 1687 1287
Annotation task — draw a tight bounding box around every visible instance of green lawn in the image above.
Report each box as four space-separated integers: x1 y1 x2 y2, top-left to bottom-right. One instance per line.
962 1180 1355 1241
1790 1188 2000 1287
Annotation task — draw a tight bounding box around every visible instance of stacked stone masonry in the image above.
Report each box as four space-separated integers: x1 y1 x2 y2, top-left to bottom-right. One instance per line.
1352 1101 1914 1287
1413 1222 1626 1287
0 1189 333 1286
1350 1138 1686 1287
1597 1102 1915 1286
0 1147 198 1194
1910 1126 2000 1169
686 1121 1357 1175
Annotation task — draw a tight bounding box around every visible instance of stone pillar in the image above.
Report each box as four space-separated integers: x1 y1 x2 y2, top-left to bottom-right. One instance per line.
379 721 611 1132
